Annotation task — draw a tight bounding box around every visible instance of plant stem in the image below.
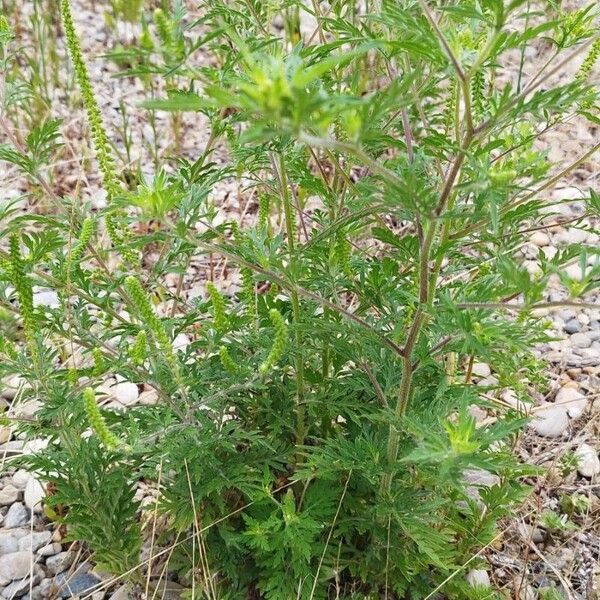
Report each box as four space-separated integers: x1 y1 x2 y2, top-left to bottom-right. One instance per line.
381 133 472 493
275 154 306 449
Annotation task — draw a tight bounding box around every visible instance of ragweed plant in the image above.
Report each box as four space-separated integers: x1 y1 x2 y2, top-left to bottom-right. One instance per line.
1 1 599 599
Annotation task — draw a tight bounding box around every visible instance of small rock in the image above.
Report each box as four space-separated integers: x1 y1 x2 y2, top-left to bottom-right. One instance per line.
3 504 30 529
555 386 587 419
137 390 158 406
37 579 53 598
466 569 490 588
147 580 186 600
173 333 190 352
12 471 32 490
530 231 550 247
471 362 491 378
571 333 592 349
18 531 51 553
108 585 133 600
37 543 61 557
0 485 20 505
564 263 584 281
0 530 27 556
477 375 499 387
24 479 45 513
563 319 581 334
517 584 536 600
502 389 528 412
1 376 25 401
0 426 11 444
463 469 500 488
13 401 42 419
468 405 487 423
55 571 101 598
517 523 544 544
0 551 34 586
1 567 42 599
112 382 139 406
557 227 588 245
531 405 569 438
32 290 59 309
575 444 600 478
46 552 75 576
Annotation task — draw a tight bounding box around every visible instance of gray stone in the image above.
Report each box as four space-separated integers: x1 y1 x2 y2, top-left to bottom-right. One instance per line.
0 427 11 444
55 572 101 598
37 579 53 598
1 566 42 599
32 290 59 309
555 386 587 419
471 362 491 378
112 381 138 406
148 580 186 600
531 405 569 437
477 375 499 387
18 531 51 553
530 231 550 247
0 530 24 556
12 471 32 490
563 319 581 334
24 479 45 513
108 584 133 600
466 569 491 588
463 469 500 488
45 552 75 576
570 332 591 349
37 543 61 557
0 551 34 586
3 504 30 529
575 444 600 478
0 485 20 506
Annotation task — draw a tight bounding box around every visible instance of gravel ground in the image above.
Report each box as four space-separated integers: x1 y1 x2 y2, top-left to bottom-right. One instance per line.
0 0 599 598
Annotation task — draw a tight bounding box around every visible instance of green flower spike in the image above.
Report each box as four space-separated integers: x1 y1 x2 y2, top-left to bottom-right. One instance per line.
60 0 136 263
68 217 95 271
83 387 119 449
207 281 230 334
259 309 287 375
219 345 238 374
92 347 105 376
124 276 178 375
8 233 38 362
129 330 147 366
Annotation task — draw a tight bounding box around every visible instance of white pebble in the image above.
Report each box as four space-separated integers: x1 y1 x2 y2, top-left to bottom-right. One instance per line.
570 333 591 349
575 444 600 478
32 289 59 309
0 551 34 585
530 231 550 247
471 363 491 378
555 386 587 419
12 470 32 490
466 569 491 588
112 382 139 406
531 405 569 437
24 478 45 513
